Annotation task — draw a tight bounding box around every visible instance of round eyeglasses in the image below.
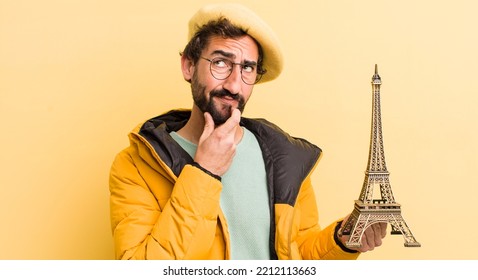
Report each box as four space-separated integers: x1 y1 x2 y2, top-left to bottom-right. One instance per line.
201 57 264 85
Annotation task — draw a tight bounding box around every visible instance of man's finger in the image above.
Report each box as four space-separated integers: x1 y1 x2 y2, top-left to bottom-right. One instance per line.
373 223 383 247
360 231 371 252
381 222 387 238
217 108 241 134
200 112 215 141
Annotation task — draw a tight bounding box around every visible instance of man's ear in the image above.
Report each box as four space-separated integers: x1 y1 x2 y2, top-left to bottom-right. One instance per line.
181 55 194 83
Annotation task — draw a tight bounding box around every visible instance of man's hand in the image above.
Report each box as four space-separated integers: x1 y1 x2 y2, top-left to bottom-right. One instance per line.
194 108 241 177
339 215 387 253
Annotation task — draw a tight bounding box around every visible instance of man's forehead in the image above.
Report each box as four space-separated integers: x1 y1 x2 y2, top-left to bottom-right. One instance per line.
204 35 259 60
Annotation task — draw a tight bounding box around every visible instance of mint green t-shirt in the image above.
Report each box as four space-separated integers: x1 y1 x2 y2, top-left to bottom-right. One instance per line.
170 127 271 260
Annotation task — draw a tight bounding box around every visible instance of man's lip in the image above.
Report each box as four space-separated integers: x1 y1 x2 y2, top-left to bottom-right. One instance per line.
215 95 237 103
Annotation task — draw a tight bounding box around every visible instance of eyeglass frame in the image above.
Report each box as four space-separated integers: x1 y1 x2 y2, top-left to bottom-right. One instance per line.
200 56 265 85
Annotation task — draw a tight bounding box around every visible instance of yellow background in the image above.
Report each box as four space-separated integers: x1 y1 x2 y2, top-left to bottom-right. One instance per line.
1 0 477 259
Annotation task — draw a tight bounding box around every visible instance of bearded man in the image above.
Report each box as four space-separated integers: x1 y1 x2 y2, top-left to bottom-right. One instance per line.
109 3 386 260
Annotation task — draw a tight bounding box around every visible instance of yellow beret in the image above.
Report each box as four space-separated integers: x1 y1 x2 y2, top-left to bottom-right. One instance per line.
188 3 283 84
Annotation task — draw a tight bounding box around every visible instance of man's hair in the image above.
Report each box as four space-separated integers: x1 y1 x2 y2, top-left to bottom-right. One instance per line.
182 17 266 75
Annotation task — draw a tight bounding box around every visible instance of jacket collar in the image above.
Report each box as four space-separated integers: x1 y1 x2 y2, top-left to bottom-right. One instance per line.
138 109 322 206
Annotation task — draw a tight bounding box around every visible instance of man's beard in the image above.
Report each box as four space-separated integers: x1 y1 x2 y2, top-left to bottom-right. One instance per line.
191 73 246 125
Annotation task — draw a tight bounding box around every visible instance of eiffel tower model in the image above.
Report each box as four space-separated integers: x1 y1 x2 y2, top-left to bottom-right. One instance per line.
339 65 420 248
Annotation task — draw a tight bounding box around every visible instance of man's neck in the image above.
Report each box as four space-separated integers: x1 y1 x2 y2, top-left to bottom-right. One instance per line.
175 107 204 144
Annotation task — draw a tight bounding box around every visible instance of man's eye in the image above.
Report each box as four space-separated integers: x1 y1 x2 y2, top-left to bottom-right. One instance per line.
242 65 255 73
213 59 229 68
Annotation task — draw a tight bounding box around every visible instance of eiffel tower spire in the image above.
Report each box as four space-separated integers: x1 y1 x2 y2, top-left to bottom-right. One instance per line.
339 65 420 248
359 64 395 204
367 64 387 173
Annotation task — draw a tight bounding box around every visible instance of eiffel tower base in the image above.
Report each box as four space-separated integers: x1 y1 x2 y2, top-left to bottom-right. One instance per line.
339 202 421 248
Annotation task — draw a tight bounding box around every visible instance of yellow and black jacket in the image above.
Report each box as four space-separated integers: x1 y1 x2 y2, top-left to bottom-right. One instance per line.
109 110 359 260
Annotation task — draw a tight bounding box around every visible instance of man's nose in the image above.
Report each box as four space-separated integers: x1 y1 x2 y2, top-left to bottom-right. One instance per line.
222 66 242 94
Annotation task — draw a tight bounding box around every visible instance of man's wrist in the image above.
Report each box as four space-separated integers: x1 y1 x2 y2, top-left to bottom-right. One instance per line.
334 221 359 254
191 162 222 181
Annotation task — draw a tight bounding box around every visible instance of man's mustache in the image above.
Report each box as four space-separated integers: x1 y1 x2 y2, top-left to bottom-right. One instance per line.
210 89 240 100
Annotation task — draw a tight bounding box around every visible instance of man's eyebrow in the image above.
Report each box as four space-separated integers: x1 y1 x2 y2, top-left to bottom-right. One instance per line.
210 50 236 59
243 60 258 66
210 50 258 65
